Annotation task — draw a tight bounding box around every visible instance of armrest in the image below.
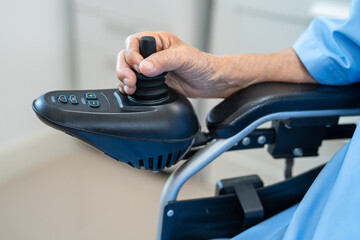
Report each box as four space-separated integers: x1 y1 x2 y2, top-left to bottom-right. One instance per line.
207 82 360 138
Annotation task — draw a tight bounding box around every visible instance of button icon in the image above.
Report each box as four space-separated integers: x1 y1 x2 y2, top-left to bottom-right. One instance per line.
88 100 100 108
58 95 67 103
86 92 97 100
69 95 78 104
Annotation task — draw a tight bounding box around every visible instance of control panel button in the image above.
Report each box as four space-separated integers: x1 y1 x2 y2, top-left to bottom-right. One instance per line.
69 95 78 104
86 92 97 100
58 95 67 103
88 100 100 108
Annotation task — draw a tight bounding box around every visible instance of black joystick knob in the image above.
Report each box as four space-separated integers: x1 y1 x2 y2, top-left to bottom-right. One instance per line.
139 36 156 58
129 36 169 104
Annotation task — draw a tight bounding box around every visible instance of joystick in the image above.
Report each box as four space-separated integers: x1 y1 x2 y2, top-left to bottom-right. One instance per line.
129 36 169 104
32 36 200 171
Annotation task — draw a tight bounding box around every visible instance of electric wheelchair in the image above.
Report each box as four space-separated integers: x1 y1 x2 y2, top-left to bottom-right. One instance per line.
33 37 360 240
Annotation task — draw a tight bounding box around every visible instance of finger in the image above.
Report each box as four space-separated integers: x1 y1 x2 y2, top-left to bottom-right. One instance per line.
124 32 167 72
118 79 136 95
139 48 185 77
124 85 136 95
124 35 142 72
117 81 125 94
116 50 137 88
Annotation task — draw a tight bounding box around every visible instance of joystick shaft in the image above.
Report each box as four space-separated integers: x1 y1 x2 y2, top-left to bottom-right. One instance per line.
139 36 157 59
129 36 169 104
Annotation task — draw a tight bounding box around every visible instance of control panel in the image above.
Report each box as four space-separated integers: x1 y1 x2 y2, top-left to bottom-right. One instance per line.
45 90 110 112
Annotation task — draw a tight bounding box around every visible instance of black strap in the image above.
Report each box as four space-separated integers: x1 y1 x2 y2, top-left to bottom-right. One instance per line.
234 182 264 229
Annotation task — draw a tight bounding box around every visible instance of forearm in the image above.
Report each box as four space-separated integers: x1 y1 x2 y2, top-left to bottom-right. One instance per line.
213 48 318 91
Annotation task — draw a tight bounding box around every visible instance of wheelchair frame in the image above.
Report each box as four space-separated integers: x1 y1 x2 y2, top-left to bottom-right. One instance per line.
156 82 360 240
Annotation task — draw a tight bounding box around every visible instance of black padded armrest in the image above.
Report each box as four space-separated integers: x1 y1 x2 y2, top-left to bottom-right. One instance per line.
207 82 360 138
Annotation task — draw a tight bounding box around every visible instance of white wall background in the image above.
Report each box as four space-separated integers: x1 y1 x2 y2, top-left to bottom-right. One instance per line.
0 0 70 153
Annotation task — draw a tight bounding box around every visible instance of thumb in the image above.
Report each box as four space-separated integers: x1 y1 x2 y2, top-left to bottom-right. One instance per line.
139 48 184 77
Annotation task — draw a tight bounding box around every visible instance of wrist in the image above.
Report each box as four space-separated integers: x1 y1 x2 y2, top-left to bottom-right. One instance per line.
261 48 317 84
213 54 265 88
214 48 316 90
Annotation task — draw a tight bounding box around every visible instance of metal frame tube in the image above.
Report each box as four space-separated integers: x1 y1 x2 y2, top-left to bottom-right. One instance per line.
156 108 360 240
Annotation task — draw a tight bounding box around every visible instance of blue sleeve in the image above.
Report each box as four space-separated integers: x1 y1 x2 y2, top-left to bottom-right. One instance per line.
293 0 360 85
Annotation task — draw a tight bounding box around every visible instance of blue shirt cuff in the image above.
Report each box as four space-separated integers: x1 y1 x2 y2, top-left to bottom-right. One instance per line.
292 30 347 86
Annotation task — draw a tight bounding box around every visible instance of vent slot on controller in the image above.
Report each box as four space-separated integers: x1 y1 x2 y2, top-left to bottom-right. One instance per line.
126 149 187 171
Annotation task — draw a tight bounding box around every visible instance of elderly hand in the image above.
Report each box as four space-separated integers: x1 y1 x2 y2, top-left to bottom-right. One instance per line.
116 31 243 98
116 31 316 98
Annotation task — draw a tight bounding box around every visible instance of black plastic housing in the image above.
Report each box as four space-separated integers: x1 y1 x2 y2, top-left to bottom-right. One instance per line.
33 88 200 171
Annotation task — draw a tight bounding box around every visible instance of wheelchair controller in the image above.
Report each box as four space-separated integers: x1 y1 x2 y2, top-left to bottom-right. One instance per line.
32 36 200 171
33 36 360 239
